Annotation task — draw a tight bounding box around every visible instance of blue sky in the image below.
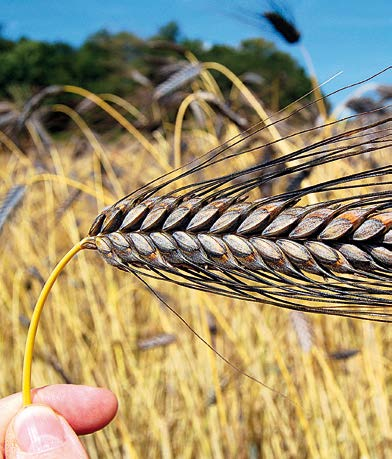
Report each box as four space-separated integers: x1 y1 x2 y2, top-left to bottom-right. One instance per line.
1 0 391 105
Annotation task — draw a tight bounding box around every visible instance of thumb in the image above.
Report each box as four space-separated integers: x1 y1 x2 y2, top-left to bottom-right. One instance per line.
5 405 88 458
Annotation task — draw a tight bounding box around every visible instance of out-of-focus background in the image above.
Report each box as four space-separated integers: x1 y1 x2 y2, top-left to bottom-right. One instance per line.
2 0 392 83
0 1 392 458
1 0 391 106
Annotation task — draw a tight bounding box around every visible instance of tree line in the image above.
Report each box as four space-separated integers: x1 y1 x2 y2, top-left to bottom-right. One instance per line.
0 21 312 111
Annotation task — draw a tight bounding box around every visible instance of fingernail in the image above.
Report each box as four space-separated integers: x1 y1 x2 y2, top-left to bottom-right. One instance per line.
14 405 66 453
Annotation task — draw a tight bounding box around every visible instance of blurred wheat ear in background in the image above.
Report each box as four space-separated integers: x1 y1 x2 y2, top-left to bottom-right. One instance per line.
263 11 300 44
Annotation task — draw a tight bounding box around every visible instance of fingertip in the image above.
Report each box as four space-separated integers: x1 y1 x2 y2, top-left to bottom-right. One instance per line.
32 385 118 434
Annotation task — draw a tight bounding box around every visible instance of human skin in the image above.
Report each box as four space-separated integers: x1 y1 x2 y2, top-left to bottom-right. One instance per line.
0 385 118 458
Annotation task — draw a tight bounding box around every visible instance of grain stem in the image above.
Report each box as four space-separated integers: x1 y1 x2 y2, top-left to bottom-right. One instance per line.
22 239 86 406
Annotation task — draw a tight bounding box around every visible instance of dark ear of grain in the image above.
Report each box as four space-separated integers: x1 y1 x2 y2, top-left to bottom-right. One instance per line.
329 349 360 361
0 185 26 233
263 11 301 44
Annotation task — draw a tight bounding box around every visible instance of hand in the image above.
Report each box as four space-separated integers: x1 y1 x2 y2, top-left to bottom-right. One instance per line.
0 384 118 458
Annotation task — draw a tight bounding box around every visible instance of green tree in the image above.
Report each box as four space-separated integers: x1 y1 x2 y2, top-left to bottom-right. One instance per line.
0 21 313 112
75 30 143 94
0 39 76 98
154 21 181 43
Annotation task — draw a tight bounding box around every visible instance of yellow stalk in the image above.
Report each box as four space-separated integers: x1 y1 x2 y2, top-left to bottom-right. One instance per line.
52 104 124 201
199 303 228 432
313 347 370 458
202 62 293 155
300 44 328 121
185 51 224 99
22 240 86 406
99 93 148 123
173 93 201 169
63 85 171 172
28 173 114 204
0 130 32 166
